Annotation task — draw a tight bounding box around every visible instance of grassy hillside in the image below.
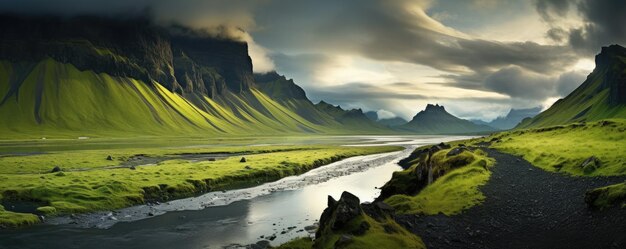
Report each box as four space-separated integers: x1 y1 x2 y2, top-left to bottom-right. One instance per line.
0 59 386 139
381 146 495 215
518 45 626 129
475 119 626 176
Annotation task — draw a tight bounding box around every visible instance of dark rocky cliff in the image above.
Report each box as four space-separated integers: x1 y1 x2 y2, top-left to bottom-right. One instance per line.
0 15 255 97
594 45 626 105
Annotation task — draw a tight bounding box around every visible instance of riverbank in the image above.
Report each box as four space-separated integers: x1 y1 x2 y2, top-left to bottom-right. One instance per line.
0 143 402 228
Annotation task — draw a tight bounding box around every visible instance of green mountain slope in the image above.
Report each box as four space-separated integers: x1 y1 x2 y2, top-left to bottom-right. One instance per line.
0 59 344 138
517 45 626 128
0 15 389 138
398 104 496 134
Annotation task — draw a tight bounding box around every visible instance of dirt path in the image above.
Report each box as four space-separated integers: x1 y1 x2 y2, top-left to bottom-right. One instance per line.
397 149 626 249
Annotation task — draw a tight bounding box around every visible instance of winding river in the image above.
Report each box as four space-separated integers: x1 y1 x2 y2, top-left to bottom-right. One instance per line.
0 136 470 249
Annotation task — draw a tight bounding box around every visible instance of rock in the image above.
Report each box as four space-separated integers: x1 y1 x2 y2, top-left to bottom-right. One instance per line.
334 234 354 248
304 225 318 232
106 155 113 161
245 165 252 170
581 156 601 173
252 240 270 249
383 224 397 234
331 192 362 230
446 147 467 157
316 192 362 238
240 157 247 163
352 221 370 236
267 235 277 241
51 166 61 173
148 212 155 216
129 166 136 170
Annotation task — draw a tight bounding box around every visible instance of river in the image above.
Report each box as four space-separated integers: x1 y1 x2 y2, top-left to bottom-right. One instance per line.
0 136 470 249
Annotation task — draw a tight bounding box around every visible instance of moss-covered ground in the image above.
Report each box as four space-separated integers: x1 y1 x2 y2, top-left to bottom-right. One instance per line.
0 138 402 228
470 119 626 177
384 147 495 215
313 214 425 249
585 181 626 209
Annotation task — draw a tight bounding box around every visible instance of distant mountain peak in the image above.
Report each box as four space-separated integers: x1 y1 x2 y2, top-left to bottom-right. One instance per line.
424 103 446 112
401 104 495 134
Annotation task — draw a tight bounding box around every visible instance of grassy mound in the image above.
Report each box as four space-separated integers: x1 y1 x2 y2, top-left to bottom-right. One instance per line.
313 214 424 249
0 204 40 228
382 146 495 215
0 144 402 228
472 119 626 176
275 237 314 249
585 181 626 209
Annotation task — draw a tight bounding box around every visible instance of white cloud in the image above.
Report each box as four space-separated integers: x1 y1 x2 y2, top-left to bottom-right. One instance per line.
376 109 397 119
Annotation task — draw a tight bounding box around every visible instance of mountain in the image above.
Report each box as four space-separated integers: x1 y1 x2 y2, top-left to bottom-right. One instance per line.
398 104 496 134
363 111 408 127
0 15 386 138
378 117 408 127
472 107 541 130
517 45 626 129
364 111 378 121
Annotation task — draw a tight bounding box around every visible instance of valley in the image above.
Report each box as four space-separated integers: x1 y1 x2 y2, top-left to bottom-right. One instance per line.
0 5 625 249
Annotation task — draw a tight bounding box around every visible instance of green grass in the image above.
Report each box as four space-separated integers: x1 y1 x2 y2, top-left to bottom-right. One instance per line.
275 237 314 249
0 59 388 139
517 58 626 129
585 181 626 209
0 144 402 228
313 214 424 249
471 119 626 176
0 204 40 228
383 148 495 215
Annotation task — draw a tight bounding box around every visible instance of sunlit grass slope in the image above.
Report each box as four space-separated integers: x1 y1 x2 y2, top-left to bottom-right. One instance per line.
472 119 626 176
383 147 495 215
0 144 402 227
0 59 374 139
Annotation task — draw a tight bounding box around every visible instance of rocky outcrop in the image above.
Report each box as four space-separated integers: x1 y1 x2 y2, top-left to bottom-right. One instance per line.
315 192 403 248
378 143 477 202
171 27 254 94
0 15 179 90
0 15 256 97
594 45 626 105
254 72 308 100
316 192 364 239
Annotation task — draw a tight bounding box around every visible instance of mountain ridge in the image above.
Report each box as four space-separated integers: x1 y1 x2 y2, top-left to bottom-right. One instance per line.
0 15 389 138
517 44 626 129
399 104 496 134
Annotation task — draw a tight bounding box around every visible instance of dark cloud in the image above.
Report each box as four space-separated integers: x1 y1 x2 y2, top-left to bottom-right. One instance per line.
484 66 556 100
535 0 571 22
556 70 588 96
536 0 626 54
572 0 626 53
253 0 577 75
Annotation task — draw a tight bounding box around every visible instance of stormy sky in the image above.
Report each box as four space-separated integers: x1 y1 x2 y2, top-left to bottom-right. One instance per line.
2 0 625 121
